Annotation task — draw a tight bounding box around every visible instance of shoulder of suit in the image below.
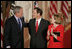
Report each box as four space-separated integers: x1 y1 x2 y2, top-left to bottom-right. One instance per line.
29 18 35 22
42 18 50 24
59 24 64 29
5 15 14 23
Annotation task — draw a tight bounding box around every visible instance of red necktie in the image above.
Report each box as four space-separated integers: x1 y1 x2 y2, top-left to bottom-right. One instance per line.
36 21 38 32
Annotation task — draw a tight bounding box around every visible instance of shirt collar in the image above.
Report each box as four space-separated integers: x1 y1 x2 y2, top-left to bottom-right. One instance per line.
14 15 20 22
36 17 42 22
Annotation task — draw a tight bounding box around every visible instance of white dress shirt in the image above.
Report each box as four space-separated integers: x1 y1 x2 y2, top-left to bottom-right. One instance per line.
35 18 42 26
14 15 22 28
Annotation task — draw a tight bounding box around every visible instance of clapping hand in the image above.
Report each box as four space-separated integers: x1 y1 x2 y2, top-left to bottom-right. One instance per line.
51 28 57 39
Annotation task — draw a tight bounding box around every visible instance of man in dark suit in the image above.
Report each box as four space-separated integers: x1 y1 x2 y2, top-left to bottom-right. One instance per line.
3 6 25 48
28 7 50 48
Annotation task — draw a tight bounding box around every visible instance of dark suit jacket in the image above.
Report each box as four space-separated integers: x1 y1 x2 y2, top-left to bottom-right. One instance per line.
3 15 25 48
28 18 50 48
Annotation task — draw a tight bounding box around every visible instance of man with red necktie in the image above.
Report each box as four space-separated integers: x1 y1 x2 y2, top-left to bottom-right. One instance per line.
36 20 38 32
28 7 50 48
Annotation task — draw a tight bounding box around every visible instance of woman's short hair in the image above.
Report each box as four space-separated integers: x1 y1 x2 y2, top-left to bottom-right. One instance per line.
54 13 63 24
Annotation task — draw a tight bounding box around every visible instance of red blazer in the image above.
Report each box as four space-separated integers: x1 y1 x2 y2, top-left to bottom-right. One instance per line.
47 24 64 48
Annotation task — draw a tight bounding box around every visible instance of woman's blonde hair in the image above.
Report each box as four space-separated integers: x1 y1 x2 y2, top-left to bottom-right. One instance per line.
54 13 63 24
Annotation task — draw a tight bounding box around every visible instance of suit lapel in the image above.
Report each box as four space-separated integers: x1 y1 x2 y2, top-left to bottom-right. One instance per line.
13 16 20 30
33 19 36 32
20 17 24 31
37 18 44 33
32 18 44 33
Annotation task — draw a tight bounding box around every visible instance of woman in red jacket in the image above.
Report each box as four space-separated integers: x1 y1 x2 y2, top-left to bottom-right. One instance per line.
47 14 64 48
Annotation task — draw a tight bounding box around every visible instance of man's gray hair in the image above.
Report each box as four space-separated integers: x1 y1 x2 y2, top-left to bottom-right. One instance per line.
13 6 22 14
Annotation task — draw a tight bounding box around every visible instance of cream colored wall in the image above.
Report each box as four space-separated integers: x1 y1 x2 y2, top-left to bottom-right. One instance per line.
15 1 71 23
